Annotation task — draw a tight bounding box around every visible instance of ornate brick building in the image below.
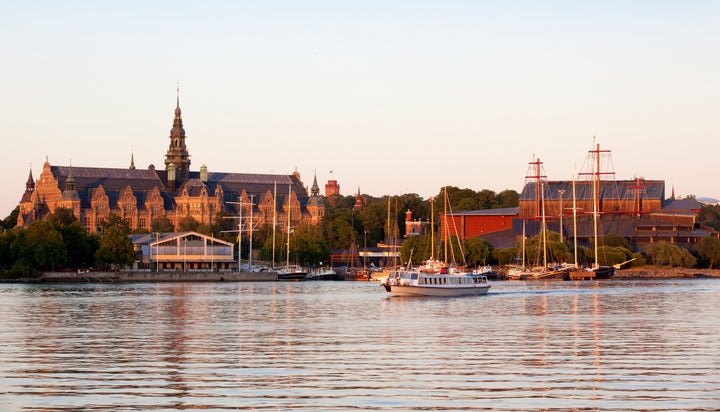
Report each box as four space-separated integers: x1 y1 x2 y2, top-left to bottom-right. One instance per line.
18 95 324 233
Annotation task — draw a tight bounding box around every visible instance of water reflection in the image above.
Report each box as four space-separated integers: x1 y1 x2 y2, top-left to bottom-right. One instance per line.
0 280 718 410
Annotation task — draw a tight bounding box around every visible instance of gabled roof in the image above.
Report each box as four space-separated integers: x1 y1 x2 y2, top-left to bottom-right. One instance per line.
661 198 702 211
130 231 235 246
53 166 166 192
520 180 665 201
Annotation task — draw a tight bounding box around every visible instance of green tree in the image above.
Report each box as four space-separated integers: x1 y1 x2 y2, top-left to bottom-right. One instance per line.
600 234 633 251
645 241 696 268
596 245 632 267
177 216 200 232
0 229 19 269
292 223 329 266
24 221 67 271
496 190 519 209
151 215 175 233
697 205 720 231
477 189 497 210
49 207 78 226
466 237 493 266
524 230 570 266
439 235 466 264
95 226 135 270
400 234 432 265
694 236 720 268
102 214 130 235
259 228 284 264
322 209 356 250
357 199 388 244
574 245 592 267
492 248 515 266
60 221 99 269
629 252 647 267
1 206 19 231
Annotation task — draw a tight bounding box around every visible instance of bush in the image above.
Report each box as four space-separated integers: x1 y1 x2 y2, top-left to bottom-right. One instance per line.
646 241 696 268
2 263 38 279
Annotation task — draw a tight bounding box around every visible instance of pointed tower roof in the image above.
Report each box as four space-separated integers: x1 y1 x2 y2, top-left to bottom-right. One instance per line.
25 168 35 189
62 162 79 201
20 167 35 203
311 174 320 196
307 172 324 208
129 150 136 170
164 86 191 184
170 87 186 139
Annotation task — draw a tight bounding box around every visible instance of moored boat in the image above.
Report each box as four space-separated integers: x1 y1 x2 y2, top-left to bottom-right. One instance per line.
303 268 343 281
276 265 308 281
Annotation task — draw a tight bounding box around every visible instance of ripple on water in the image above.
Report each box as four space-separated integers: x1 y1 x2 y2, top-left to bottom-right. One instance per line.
0 280 718 411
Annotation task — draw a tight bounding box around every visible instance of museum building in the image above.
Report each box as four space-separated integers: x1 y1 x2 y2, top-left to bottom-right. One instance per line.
17 94 325 233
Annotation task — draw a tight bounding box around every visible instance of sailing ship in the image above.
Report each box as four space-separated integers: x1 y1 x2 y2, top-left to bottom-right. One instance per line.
510 157 572 281
569 142 616 280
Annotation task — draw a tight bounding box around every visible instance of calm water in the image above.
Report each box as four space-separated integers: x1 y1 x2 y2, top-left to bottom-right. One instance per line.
0 279 718 411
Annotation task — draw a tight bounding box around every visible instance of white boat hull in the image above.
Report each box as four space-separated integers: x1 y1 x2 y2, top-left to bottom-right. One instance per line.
383 283 490 297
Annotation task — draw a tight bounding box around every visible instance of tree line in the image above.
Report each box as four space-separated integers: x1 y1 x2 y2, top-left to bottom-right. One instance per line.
3 189 720 277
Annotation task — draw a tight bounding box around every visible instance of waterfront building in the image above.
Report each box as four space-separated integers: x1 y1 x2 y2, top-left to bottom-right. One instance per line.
130 231 235 271
17 94 324 233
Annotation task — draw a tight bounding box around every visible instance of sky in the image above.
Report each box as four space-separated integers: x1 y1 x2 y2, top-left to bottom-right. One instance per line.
2 1 719 217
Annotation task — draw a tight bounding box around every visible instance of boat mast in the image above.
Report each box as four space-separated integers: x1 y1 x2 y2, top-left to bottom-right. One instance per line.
592 146 600 270
272 182 277 268
287 184 291 267
430 196 435 260
541 181 547 269
577 141 613 269
238 199 243 269
526 156 547 267
444 187 448 265
521 219 526 270
248 195 254 269
572 164 578 268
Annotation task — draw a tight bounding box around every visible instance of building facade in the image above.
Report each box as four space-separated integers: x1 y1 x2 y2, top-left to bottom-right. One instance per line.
18 95 324 233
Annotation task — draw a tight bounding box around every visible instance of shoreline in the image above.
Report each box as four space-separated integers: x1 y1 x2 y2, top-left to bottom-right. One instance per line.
3 266 720 283
2 270 279 283
616 266 720 279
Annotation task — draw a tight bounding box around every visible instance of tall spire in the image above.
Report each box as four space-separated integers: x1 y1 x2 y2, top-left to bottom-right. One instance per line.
25 167 35 191
20 166 35 203
129 148 136 170
62 162 79 201
164 85 191 186
311 173 320 196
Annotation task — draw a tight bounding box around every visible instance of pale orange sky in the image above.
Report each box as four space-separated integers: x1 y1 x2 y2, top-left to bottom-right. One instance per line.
2 1 719 217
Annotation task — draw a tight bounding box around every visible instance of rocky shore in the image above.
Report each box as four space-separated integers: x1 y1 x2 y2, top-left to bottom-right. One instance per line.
616 266 720 279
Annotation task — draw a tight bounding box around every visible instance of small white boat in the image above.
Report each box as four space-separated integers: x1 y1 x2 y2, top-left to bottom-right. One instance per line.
382 268 491 297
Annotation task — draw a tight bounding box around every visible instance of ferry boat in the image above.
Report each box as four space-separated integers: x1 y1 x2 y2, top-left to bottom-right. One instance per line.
382 267 491 297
